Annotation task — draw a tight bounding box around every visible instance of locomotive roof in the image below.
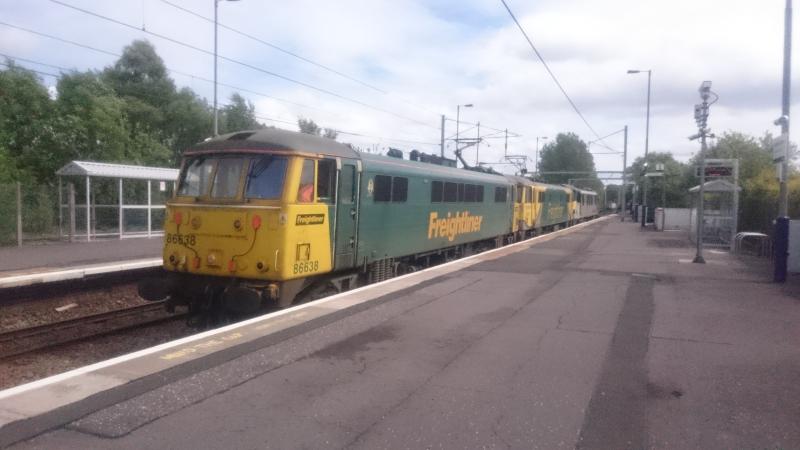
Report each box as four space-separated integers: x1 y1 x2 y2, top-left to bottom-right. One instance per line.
359 152 511 184
186 128 361 159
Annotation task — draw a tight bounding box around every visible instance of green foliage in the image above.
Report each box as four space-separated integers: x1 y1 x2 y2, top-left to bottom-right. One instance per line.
0 62 55 181
538 133 596 184
627 152 693 208
298 117 337 140
220 93 262 134
102 40 175 110
298 117 321 135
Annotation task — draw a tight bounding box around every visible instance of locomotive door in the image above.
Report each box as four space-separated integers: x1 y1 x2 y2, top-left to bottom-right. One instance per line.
333 162 358 270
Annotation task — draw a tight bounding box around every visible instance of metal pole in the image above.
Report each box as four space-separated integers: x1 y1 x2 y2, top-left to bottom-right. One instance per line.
662 173 666 231
535 137 540 176
85 175 91 242
440 114 445 158
16 181 22 247
118 178 123 239
694 133 707 263
213 0 219 136
147 180 152 238
780 0 792 217
475 122 480 165
775 0 792 281
68 183 75 243
621 125 627 221
504 129 508 157
641 175 648 227
455 105 461 153
58 176 63 239
645 70 651 157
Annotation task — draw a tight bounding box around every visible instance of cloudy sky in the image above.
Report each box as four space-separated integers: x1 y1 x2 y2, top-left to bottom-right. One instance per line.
0 0 794 176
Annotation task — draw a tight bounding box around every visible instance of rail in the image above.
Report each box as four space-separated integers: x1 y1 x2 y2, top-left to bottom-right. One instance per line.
0 302 183 359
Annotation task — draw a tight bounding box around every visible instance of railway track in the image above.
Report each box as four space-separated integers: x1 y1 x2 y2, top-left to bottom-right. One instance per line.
0 303 184 359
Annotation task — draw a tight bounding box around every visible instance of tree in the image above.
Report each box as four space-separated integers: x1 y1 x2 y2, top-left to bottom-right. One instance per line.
538 132 596 184
55 72 130 164
0 62 56 181
220 93 262 134
103 40 175 109
298 117 321 136
163 88 213 164
322 128 338 140
627 152 693 209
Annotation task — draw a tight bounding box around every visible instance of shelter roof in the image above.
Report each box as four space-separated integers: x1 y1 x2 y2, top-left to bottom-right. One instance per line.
56 161 179 181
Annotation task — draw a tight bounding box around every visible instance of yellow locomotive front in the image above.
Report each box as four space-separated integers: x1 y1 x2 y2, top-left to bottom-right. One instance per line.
140 145 335 322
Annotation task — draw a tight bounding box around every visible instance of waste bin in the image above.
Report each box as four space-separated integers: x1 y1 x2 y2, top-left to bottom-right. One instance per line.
655 208 664 231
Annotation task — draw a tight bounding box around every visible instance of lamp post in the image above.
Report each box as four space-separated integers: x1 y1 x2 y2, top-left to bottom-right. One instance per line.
535 136 548 177
628 69 652 225
214 0 241 137
455 104 474 147
627 69 652 157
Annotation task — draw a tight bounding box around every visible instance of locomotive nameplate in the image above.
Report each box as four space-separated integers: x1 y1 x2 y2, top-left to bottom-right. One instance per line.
296 214 325 225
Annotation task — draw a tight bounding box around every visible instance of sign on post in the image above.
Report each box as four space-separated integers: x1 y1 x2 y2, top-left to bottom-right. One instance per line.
694 160 733 177
773 134 788 162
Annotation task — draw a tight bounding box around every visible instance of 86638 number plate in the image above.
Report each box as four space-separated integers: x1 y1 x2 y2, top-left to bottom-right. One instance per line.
166 233 196 246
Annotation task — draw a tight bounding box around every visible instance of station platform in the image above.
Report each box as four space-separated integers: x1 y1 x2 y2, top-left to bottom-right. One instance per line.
3 216 800 449
0 238 162 289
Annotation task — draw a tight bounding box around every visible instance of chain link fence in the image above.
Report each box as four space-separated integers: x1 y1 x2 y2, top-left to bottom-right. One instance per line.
0 183 60 246
1 179 172 247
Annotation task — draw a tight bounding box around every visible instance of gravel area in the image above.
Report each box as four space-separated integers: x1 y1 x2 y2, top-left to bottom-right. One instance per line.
0 319 195 390
0 283 147 332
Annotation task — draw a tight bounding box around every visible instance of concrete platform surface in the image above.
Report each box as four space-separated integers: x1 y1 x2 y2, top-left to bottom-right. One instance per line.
4 216 800 449
0 238 162 275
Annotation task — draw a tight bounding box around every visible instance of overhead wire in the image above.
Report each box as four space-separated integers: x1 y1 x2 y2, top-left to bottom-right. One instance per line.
47 0 441 132
0 28 439 147
0 62 59 78
156 0 447 118
499 0 617 151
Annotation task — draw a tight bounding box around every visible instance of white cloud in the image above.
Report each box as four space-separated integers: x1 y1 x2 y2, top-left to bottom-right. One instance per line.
0 0 796 177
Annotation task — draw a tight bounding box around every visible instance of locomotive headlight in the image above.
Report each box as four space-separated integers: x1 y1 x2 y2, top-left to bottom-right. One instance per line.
233 219 242 230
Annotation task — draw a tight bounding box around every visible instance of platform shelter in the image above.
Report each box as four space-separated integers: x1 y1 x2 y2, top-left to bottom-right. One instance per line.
689 179 741 249
56 161 179 241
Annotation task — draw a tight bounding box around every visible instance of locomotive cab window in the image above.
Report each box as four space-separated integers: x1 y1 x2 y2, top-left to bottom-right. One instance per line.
476 185 484 202
316 159 336 204
245 155 288 200
297 159 315 203
178 157 215 197
211 157 245 198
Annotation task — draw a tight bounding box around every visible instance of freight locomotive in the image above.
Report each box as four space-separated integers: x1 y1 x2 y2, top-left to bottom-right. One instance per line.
138 128 598 325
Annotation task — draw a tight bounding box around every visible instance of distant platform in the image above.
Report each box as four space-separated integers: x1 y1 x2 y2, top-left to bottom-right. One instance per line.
0 238 162 289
